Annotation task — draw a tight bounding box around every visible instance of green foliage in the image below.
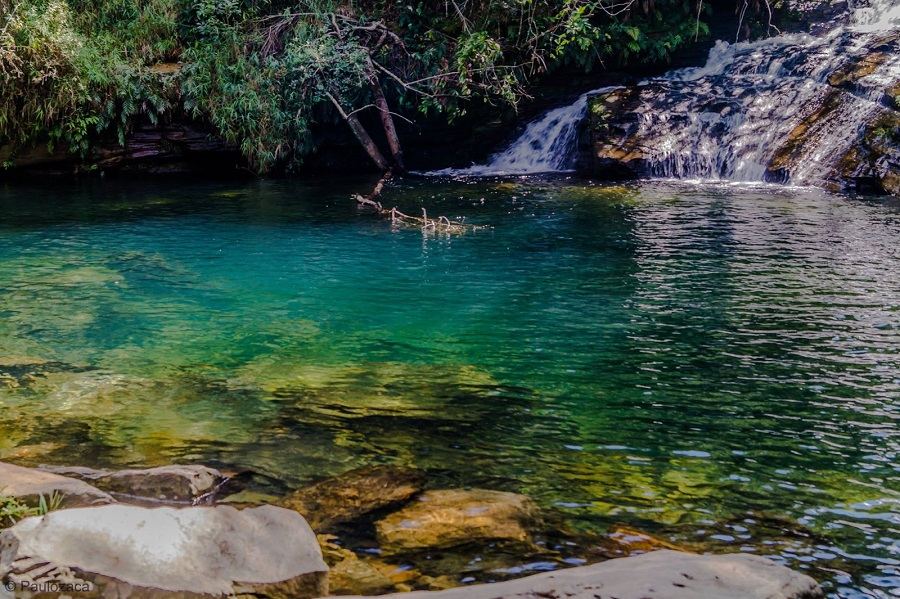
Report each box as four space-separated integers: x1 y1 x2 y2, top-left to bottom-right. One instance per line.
0 491 62 527
0 494 35 526
0 0 176 162
1 0 717 172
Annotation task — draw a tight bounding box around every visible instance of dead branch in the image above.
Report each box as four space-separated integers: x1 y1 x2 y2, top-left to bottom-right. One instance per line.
353 174 486 234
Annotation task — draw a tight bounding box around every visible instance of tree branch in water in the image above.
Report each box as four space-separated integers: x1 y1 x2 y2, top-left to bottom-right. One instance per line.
353 173 486 233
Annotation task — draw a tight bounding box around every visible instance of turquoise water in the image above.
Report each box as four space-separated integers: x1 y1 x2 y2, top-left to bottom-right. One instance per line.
0 177 898 597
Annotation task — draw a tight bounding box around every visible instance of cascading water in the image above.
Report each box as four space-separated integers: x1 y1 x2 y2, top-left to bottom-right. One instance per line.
626 0 900 184
429 0 898 187
426 87 618 176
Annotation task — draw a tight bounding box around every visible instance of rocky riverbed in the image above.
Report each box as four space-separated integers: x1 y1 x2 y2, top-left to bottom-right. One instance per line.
0 460 824 598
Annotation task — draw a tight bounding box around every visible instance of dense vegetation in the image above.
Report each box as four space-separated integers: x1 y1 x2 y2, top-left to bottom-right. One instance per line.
0 0 715 173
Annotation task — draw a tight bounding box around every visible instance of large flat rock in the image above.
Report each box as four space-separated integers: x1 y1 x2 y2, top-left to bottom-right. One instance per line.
40 464 225 502
331 550 823 599
0 504 328 598
0 462 113 508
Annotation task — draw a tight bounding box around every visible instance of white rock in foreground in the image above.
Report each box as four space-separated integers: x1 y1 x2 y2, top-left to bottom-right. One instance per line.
0 504 328 598
332 550 823 599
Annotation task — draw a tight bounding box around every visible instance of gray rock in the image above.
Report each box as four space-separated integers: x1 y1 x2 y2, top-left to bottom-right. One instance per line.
40 464 225 502
0 462 113 508
331 550 823 599
0 504 328 598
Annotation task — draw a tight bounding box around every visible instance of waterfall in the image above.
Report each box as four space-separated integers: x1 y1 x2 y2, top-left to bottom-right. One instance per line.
631 0 900 184
427 0 898 186
426 87 618 176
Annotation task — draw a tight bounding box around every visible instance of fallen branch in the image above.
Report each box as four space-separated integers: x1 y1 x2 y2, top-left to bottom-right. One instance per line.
353 173 486 233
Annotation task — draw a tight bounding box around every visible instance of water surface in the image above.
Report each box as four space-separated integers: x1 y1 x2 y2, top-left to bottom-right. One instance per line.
0 177 897 597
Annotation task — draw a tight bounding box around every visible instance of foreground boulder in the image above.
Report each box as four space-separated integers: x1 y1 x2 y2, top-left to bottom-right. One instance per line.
0 504 328 598
40 464 224 503
332 549 823 599
281 466 424 530
376 489 539 554
0 462 113 508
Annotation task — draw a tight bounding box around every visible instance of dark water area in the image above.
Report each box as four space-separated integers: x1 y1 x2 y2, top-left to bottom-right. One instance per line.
0 176 897 597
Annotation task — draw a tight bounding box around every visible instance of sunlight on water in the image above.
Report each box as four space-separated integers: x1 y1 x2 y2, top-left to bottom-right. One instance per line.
0 177 898 597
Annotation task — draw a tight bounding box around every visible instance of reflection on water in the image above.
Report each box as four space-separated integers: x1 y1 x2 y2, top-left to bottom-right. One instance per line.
0 177 898 597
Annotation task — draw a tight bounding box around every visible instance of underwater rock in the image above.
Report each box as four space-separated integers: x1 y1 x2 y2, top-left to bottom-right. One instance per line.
334 549 823 599
318 536 396 596
0 443 63 463
220 490 283 506
233 360 498 422
376 489 540 554
0 504 328 598
606 525 685 553
0 462 113 508
39 464 225 503
281 466 424 530
328 556 396 595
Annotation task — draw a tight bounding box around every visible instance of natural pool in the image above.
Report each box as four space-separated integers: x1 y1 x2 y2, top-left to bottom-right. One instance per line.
0 177 897 597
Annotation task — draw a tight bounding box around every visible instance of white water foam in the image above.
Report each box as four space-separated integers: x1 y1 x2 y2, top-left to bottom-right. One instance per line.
426 87 619 177
424 0 898 184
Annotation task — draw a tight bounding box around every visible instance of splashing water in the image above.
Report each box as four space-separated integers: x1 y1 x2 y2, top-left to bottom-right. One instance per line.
428 0 898 185
426 87 619 176
635 0 900 183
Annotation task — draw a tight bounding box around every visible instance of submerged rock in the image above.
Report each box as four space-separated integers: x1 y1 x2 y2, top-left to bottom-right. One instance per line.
606 525 685 553
281 466 424 530
0 443 63 463
0 462 113 508
319 536 396 595
376 489 539 554
334 549 823 599
40 464 225 503
0 504 328 598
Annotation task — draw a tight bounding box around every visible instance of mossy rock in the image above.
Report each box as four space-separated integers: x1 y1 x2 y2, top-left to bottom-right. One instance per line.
281 465 424 531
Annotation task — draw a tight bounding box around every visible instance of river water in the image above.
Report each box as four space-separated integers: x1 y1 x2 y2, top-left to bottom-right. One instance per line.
0 177 897 597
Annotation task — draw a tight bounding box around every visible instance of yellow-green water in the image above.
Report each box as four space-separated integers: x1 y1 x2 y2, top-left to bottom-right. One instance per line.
0 177 897 596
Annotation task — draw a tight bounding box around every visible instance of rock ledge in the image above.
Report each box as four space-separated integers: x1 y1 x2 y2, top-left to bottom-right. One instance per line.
332 550 823 599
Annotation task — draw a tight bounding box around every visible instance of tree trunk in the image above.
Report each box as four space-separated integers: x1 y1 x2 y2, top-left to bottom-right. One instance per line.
369 75 405 172
326 91 390 171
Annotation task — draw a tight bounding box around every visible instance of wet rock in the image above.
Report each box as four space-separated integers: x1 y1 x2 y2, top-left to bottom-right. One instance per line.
584 24 898 193
376 489 540 554
329 557 396 595
0 504 328 598
0 462 113 508
318 534 396 595
220 490 283 506
334 549 823 599
836 112 900 194
826 32 899 108
39 464 225 503
607 525 685 553
281 466 424 530
0 444 63 463
588 87 652 179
